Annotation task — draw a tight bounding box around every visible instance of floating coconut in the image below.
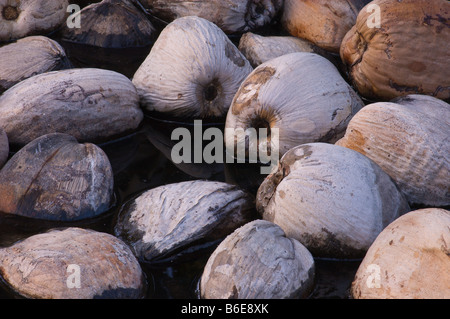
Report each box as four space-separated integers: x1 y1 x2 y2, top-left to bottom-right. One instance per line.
59 0 158 77
0 0 69 42
0 68 143 146
0 36 71 94
114 180 256 264
200 219 315 299
351 208 450 299
0 133 114 221
139 0 283 34
340 0 450 101
0 227 146 299
0 128 7 168
256 143 411 259
238 32 334 68
336 94 450 207
281 0 371 53
225 52 364 160
133 16 253 119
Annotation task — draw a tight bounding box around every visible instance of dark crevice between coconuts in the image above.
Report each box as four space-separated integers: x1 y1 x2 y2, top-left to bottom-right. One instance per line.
2 6 19 21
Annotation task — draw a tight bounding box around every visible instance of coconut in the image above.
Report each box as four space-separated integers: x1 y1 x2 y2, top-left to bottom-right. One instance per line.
340 0 450 101
114 180 256 264
238 32 334 68
0 68 143 146
256 143 411 259
0 36 71 94
0 0 69 42
200 219 315 299
132 16 253 119
0 128 7 168
351 208 450 299
139 0 283 34
336 94 450 207
0 227 146 299
224 52 364 160
0 133 114 221
281 0 371 53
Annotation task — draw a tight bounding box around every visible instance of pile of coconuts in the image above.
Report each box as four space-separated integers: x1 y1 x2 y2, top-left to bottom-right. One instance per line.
0 0 449 300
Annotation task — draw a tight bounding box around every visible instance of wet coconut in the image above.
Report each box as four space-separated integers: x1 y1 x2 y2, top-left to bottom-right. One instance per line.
0 133 114 221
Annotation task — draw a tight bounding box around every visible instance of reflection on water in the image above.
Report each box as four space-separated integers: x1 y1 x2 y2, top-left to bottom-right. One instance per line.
0 115 358 299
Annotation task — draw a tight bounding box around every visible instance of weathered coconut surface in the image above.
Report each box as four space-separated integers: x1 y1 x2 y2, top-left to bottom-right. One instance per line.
225 52 364 159
0 68 143 146
0 0 69 42
115 180 256 263
200 219 315 299
0 133 114 221
336 95 450 207
238 32 333 68
60 0 157 48
256 143 411 259
132 16 253 119
140 0 283 34
340 0 450 101
0 227 146 299
351 208 450 299
281 0 371 53
0 128 8 168
0 36 71 94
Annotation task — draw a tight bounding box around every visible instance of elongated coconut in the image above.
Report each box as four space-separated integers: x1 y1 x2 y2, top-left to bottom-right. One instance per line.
340 0 450 101
133 16 253 119
256 143 411 259
0 36 71 94
0 133 114 221
140 0 283 34
281 0 371 53
0 0 69 42
200 220 315 299
336 94 450 207
0 68 143 146
0 227 146 299
351 208 450 299
114 180 255 263
225 52 364 160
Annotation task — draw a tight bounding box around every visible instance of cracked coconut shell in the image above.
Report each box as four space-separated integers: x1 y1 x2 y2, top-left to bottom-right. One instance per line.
132 16 253 119
0 68 143 146
0 133 114 221
256 142 411 259
200 220 315 299
0 36 71 94
0 0 69 42
340 0 450 101
336 94 450 207
351 208 450 299
281 0 371 53
225 52 364 159
140 0 283 34
0 227 146 299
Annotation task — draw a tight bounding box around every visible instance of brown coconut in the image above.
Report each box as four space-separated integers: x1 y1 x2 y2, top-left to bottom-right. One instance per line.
132 16 253 119
351 208 450 299
336 94 450 207
256 143 411 259
0 133 114 221
281 0 371 53
0 68 143 146
0 227 146 299
0 0 69 42
200 220 315 299
0 36 71 94
340 0 450 101
140 0 283 34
